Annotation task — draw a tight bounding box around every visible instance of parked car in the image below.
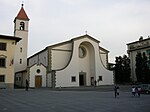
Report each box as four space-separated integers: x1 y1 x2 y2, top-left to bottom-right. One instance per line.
139 84 150 94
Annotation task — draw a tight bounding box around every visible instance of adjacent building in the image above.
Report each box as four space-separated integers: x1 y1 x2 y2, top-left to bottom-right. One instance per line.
0 35 21 89
127 36 150 82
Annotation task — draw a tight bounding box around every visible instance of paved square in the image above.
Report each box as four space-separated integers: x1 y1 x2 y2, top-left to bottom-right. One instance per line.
0 89 150 112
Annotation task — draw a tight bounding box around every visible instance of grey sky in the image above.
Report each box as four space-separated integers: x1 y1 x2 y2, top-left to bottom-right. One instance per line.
0 0 150 62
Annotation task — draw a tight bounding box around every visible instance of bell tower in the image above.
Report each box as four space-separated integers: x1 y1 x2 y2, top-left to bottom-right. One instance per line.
14 4 29 73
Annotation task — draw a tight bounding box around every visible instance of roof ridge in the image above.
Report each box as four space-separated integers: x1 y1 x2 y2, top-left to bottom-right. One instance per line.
15 5 29 20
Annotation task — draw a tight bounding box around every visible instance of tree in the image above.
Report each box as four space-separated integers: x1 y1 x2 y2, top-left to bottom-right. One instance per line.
115 55 131 84
135 52 150 83
122 55 131 82
135 52 143 82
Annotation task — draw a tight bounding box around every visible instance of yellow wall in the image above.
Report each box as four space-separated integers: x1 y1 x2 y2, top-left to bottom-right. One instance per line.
0 38 16 88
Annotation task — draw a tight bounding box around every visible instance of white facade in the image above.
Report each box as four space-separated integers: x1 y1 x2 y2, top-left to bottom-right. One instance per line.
28 35 114 88
29 64 46 87
55 35 113 87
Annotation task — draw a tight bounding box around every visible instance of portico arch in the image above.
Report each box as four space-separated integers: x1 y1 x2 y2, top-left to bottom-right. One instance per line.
78 41 95 86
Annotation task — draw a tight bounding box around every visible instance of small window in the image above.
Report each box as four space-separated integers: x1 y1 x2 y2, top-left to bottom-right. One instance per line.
71 76 76 82
20 47 22 53
0 43 6 51
0 58 6 67
98 76 102 81
20 59 22 64
0 75 5 82
20 22 25 30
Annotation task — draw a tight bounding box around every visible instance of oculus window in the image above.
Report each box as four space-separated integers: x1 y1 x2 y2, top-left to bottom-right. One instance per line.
37 69 41 74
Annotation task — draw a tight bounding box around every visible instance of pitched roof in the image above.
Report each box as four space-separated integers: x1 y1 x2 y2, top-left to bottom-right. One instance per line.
15 4 29 21
0 34 22 42
71 34 100 43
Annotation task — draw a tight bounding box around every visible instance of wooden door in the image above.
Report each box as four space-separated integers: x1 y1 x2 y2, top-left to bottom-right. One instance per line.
35 76 42 87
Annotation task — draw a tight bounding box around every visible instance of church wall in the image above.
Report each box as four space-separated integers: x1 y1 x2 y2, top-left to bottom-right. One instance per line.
95 44 114 85
28 49 48 67
99 53 107 67
50 42 72 70
47 73 52 87
28 55 38 67
51 50 72 70
38 50 48 66
29 64 46 87
55 40 82 87
52 42 72 50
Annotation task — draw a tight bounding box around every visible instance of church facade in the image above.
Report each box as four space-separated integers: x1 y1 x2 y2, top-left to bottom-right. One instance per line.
28 35 114 88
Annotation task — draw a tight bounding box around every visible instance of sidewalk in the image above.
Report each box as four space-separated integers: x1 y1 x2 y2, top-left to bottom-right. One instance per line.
53 85 132 92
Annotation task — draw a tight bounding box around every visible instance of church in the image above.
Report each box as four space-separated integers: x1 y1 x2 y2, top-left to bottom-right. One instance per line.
1 4 114 88
27 35 114 88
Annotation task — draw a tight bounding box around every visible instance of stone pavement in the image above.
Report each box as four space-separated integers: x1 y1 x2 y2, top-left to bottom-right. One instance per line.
0 88 150 112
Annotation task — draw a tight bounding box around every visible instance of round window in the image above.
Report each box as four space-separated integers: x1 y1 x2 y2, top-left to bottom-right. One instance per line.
37 69 41 73
79 46 86 58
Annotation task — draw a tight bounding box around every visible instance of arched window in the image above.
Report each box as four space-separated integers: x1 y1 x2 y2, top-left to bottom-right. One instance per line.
20 22 25 30
0 55 6 67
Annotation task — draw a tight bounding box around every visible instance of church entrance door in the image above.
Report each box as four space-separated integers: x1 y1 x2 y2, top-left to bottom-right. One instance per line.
35 76 42 87
79 72 86 86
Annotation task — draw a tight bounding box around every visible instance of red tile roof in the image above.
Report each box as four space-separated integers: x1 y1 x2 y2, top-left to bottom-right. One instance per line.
15 5 29 21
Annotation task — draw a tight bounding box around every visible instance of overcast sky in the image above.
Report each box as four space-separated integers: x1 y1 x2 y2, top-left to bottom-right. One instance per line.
0 0 150 62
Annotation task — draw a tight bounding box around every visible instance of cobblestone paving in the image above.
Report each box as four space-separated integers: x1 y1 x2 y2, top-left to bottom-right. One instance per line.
0 89 150 112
